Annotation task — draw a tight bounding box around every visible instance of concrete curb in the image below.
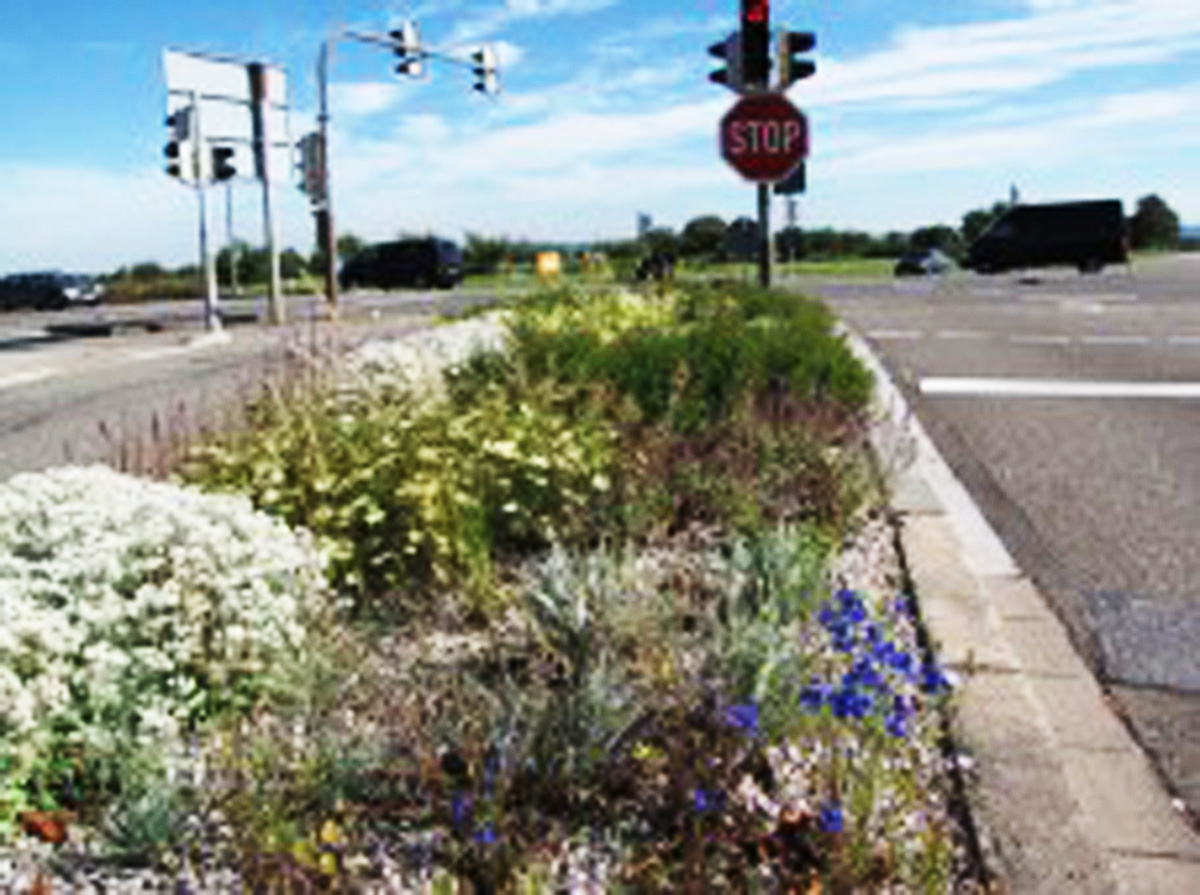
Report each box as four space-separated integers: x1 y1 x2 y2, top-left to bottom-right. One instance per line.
838 323 1200 894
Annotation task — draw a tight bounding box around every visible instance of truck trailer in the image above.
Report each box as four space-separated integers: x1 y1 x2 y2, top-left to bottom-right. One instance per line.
965 200 1128 274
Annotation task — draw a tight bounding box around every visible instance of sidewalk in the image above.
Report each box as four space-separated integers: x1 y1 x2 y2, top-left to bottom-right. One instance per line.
840 324 1200 894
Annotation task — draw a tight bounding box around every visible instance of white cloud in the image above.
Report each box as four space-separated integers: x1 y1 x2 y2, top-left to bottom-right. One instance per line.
806 0 1200 111
330 82 407 118
447 0 617 43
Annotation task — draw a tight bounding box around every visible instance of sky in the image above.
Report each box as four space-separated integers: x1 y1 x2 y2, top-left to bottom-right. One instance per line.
1 0 1198 273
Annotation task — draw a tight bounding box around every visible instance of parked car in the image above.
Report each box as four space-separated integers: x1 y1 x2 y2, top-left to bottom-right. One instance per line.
965 200 1128 274
0 272 104 311
894 248 954 277
338 238 464 290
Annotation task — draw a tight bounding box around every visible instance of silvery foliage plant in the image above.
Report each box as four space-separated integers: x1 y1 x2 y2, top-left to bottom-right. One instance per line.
0 464 331 815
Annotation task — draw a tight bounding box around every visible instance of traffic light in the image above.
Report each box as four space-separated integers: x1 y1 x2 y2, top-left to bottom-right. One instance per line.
778 31 816 90
391 22 424 77
212 146 236 182
164 107 195 181
707 33 743 92
741 0 771 88
296 132 325 201
471 45 499 94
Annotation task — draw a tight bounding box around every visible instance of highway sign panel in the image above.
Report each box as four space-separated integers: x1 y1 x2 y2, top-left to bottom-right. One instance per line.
720 92 808 183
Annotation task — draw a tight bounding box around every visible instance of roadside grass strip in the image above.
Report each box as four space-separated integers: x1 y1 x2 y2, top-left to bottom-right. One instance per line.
0 282 978 891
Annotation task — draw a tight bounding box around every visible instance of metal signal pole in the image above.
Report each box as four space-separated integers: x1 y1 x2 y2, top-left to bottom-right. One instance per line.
192 92 222 332
318 37 338 319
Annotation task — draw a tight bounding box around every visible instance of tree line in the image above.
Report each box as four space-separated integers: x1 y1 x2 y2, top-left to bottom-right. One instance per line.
100 193 1187 291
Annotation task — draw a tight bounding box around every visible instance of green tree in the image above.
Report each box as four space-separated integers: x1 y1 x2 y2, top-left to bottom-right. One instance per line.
463 233 511 273
641 226 680 258
775 226 805 261
1129 194 1180 250
280 248 308 280
679 215 727 261
129 262 166 280
961 201 1011 246
337 232 365 260
909 224 963 258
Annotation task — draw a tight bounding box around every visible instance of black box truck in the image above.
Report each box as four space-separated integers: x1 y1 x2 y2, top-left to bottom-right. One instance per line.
965 200 1128 274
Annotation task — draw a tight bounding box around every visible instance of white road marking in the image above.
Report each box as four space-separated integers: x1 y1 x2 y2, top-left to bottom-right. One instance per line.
1010 334 1071 345
0 369 56 390
1167 335 1200 346
867 329 923 340
1079 335 1150 346
920 378 1200 399
935 330 988 340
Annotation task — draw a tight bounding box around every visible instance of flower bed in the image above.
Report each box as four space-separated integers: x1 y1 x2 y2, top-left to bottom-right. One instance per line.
0 282 979 891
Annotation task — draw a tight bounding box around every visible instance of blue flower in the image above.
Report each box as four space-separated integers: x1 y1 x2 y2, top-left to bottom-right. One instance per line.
724 702 759 733
451 792 473 827
832 686 873 719
893 596 912 616
921 662 951 694
864 623 882 643
474 824 497 845
819 801 844 833
693 789 726 813
885 712 908 738
801 679 831 712
888 649 914 674
818 604 837 628
849 657 884 689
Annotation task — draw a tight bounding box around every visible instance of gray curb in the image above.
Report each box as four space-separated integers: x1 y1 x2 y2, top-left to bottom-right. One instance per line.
838 322 1200 894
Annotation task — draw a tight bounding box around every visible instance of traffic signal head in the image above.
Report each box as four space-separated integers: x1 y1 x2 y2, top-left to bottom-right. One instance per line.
741 0 771 88
212 146 236 182
164 108 195 181
472 45 499 94
778 31 817 90
708 33 743 92
391 22 424 77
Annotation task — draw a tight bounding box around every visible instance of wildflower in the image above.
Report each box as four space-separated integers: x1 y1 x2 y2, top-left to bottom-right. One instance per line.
888 648 915 675
921 661 951 694
885 712 908 738
451 792 473 828
819 801 844 833
474 824 497 845
724 702 759 733
832 685 873 720
693 789 726 813
800 679 831 713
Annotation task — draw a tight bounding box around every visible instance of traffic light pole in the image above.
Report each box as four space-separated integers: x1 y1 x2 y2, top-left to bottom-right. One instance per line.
192 92 222 333
248 64 284 325
318 37 339 320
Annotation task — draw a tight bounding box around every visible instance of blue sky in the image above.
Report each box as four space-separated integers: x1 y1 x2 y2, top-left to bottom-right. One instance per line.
1 0 1198 272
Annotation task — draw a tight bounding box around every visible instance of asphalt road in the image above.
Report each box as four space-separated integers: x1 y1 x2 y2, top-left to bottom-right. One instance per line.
0 289 499 480
793 254 1200 821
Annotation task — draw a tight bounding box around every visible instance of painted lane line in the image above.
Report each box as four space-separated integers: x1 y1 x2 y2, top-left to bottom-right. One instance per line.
934 330 989 340
920 378 1200 399
1079 335 1150 346
866 330 923 340
1167 335 1200 346
0 369 56 390
1010 335 1071 345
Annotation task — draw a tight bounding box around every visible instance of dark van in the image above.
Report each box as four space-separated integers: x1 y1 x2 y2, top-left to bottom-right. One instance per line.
966 200 1128 274
339 237 464 290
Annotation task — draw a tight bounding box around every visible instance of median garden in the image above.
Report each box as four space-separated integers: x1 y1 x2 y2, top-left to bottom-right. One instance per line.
0 281 978 891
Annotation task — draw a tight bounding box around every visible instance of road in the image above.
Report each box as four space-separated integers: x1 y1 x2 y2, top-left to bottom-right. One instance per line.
0 289 498 480
796 254 1200 822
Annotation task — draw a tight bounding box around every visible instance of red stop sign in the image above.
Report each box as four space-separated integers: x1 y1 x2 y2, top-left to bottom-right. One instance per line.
720 93 809 183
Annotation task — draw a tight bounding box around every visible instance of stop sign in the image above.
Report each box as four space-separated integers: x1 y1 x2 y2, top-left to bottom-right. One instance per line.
720 93 808 183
